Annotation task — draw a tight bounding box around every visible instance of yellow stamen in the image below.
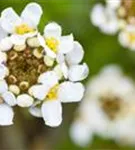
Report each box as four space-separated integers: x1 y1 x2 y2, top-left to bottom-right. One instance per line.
128 33 135 43
45 37 59 53
15 24 35 35
47 84 59 100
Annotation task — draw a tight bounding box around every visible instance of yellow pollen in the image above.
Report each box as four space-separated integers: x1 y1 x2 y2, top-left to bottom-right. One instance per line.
47 84 59 100
128 33 135 43
45 37 59 53
15 24 35 35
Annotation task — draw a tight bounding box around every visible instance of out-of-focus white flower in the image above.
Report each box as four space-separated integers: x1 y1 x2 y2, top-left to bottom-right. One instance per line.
29 71 85 127
0 3 43 46
106 0 121 10
118 25 135 50
70 65 135 146
91 4 119 35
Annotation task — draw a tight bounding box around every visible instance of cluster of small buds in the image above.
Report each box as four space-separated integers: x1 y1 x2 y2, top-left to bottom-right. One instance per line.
70 65 135 147
91 0 135 50
0 3 89 127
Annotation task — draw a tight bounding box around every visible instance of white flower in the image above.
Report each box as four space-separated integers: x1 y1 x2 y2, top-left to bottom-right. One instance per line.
118 25 135 50
0 3 43 46
29 70 85 127
38 22 74 58
91 4 119 35
70 65 135 146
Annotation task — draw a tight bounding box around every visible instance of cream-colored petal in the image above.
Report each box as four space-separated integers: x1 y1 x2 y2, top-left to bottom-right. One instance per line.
17 94 34 107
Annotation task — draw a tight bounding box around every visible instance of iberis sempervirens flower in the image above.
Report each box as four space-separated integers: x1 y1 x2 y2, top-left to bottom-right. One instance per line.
91 0 135 51
70 65 135 147
0 3 89 127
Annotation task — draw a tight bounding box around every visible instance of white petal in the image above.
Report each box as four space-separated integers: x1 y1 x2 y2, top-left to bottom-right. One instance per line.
60 62 68 79
56 53 65 64
0 25 7 42
11 32 37 45
0 80 8 94
70 120 93 147
17 94 34 107
0 64 7 79
37 33 45 47
68 63 89 82
0 51 7 64
29 85 49 100
59 34 74 54
0 37 13 52
2 91 16 106
38 71 58 87
44 55 54 67
29 107 42 118
21 2 43 28
54 65 64 80
0 104 14 126
66 41 84 65
41 100 62 127
1 8 21 33
58 82 85 103
44 22 62 38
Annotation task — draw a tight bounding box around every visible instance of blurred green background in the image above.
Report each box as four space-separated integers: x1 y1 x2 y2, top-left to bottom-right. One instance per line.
0 0 135 149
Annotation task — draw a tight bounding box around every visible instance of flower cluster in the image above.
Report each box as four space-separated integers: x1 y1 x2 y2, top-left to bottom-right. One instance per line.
0 3 89 127
70 65 135 147
91 0 135 50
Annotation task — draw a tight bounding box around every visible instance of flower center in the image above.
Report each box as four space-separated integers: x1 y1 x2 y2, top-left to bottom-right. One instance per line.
128 33 135 43
47 84 59 100
5 46 48 93
15 24 35 35
45 37 59 53
100 95 121 120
